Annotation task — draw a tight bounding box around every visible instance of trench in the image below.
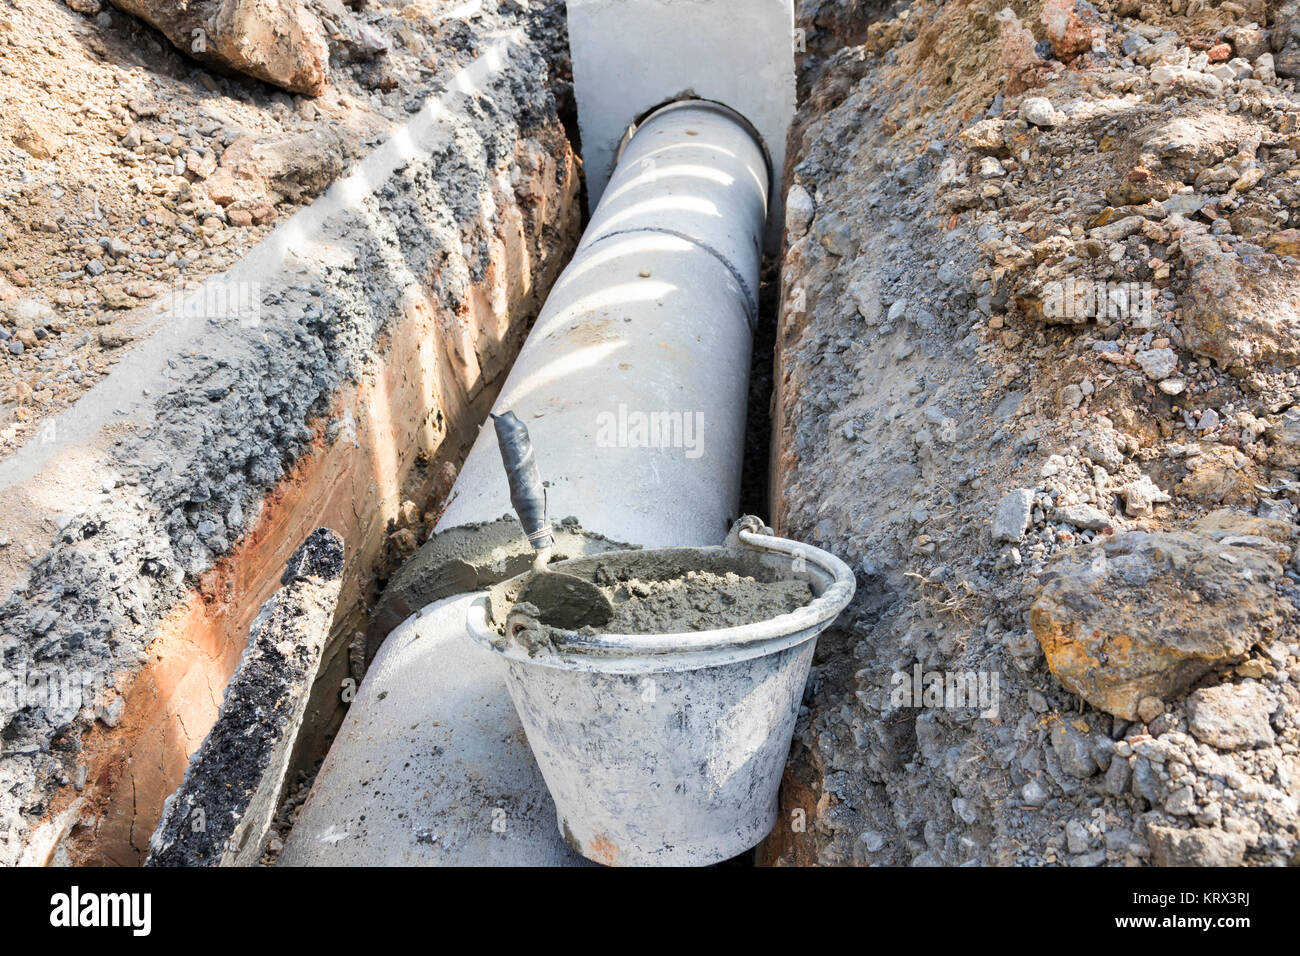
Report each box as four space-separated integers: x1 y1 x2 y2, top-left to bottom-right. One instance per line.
33 6 800 869
263 102 790 868
262 163 595 863
740 257 783 521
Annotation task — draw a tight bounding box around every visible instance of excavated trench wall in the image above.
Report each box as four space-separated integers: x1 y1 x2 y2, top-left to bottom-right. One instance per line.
762 0 1300 868
0 27 580 866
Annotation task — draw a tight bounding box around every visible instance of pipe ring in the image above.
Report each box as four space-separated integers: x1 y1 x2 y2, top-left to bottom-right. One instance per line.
615 96 775 202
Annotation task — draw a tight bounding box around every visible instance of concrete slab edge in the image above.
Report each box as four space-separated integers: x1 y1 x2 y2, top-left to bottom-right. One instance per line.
146 528 344 867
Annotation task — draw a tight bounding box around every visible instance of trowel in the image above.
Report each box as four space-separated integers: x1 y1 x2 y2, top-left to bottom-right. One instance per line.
491 411 613 630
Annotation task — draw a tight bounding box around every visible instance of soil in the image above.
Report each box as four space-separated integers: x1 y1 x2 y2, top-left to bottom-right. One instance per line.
765 0 1300 867
0 0 567 458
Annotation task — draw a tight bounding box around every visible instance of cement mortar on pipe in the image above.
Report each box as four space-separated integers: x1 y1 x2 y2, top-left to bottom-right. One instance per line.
282 101 770 866
278 594 590 866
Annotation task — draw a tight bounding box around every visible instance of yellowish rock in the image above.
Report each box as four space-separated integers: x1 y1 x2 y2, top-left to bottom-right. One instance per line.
1030 530 1290 719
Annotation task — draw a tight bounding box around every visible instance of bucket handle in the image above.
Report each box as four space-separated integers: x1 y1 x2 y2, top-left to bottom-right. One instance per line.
526 532 857 657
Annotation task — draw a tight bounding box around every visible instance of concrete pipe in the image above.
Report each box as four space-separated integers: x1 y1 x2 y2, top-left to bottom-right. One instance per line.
435 98 769 545
281 100 770 866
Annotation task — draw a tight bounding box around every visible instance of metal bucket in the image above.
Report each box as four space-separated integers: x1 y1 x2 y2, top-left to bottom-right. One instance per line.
464 529 855 866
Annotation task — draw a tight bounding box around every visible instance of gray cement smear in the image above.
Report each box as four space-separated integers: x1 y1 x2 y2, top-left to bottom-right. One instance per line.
366 515 634 655
0 7 571 866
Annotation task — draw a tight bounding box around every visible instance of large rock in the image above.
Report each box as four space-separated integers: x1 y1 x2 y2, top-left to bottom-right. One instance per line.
1143 115 1249 181
1185 681 1277 750
110 0 329 96
1177 225 1300 369
1039 0 1095 63
1175 444 1257 507
992 488 1034 543
205 128 351 208
1030 530 1291 720
1266 407 1300 467
1274 0 1300 78
8 117 65 160
1146 824 1247 866
1192 508 1295 563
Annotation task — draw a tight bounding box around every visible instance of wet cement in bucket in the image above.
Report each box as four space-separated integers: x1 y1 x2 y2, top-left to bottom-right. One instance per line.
595 569 812 633
495 549 814 647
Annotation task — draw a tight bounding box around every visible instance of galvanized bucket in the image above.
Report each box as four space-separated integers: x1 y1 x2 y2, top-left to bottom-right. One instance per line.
464 529 855 866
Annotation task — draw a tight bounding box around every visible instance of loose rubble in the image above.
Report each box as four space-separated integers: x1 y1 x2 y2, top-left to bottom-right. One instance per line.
768 0 1300 866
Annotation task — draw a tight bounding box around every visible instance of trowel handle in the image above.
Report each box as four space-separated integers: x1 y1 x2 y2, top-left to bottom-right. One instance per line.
491 411 554 554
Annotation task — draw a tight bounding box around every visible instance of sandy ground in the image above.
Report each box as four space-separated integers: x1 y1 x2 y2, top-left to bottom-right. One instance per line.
0 0 516 458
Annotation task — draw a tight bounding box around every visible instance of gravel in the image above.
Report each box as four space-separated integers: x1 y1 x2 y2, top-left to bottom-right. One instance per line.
769 0 1300 868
